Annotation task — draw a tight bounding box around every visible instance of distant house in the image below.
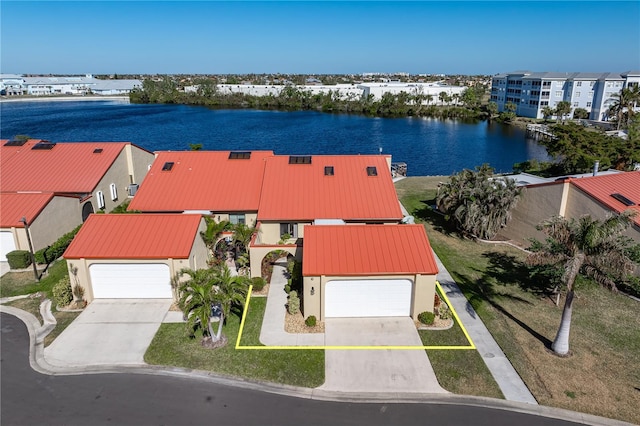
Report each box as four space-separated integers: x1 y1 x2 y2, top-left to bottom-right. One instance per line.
0 139 154 261
64 214 208 302
500 171 640 244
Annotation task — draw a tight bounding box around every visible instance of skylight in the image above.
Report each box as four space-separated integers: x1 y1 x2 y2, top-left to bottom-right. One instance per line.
93 148 103 154
162 162 175 171
611 193 636 206
289 155 312 164
229 151 251 160
31 141 56 150
366 166 378 176
324 166 334 176
4 139 27 147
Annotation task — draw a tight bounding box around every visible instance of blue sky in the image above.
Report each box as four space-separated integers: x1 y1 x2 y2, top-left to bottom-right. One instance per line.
1 1 639 75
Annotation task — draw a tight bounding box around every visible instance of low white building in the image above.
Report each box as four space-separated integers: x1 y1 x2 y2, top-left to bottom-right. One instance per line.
2 74 141 96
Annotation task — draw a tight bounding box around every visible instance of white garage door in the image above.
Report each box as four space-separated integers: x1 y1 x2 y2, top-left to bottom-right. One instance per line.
1 231 17 262
89 264 172 299
325 279 412 318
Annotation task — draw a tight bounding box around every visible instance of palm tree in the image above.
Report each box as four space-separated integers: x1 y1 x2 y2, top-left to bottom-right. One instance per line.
541 106 555 121
178 264 249 345
200 217 231 251
527 213 637 355
436 164 522 239
232 223 256 257
555 101 571 123
608 86 640 129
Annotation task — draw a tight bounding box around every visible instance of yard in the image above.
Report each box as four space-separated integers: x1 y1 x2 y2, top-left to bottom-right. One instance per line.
145 297 325 388
396 177 640 424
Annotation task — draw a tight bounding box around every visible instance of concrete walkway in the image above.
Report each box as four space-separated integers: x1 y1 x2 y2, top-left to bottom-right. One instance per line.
435 252 538 405
1 261 10 277
259 262 325 346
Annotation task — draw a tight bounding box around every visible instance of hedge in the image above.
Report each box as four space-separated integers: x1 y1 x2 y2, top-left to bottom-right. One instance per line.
34 225 82 264
6 250 32 269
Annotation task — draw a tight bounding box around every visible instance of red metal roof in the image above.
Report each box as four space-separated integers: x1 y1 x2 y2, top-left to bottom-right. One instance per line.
302 224 439 276
127 151 274 212
0 192 55 227
64 214 203 259
0 140 133 193
258 155 403 221
571 171 640 226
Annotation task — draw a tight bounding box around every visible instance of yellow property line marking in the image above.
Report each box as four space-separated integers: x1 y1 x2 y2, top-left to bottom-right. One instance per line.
236 281 476 350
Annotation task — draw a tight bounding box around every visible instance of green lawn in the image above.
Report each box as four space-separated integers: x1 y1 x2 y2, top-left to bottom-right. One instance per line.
145 297 325 388
0 259 68 299
396 177 640 424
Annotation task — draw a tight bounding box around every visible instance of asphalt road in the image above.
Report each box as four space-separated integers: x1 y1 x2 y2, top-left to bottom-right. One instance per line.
1 313 585 426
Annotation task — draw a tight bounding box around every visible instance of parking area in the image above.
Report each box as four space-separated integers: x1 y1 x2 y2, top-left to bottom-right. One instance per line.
45 299 172 367
318 317 447 394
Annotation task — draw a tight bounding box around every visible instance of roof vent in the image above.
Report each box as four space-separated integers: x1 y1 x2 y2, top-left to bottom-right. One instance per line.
4 139 28 147
611 193 636 206
289 155 312 164
93 148 103 154
366 166 378 176
162 161 175 171
31 141 56 150
324 166 334 176
229 151 251 159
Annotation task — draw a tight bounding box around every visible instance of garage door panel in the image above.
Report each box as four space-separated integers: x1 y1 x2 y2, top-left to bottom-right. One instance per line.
1 231 17 262
89 264 172 299
325 279 412 318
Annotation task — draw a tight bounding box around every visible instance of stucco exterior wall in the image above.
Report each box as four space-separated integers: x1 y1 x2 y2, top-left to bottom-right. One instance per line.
499 183 564 245
303 273 436 321
565 187 640 243
125 144 154 187
214 212 258 227
249 245 300 278
93 149 139 213
28 196 82 251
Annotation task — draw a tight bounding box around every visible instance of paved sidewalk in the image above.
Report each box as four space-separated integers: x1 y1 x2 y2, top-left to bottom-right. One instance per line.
435 252 538 405
259 262 324 346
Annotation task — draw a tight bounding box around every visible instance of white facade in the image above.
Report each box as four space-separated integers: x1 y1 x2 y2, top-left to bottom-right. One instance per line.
491 71 640 121
2 74 141 96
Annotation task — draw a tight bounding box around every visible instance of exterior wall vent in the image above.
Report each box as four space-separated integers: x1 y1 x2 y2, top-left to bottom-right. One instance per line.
162 162 174 171
289 155 312 164
611 193 636 206
366 166 378 176
229 151 251 159
324 166 334 176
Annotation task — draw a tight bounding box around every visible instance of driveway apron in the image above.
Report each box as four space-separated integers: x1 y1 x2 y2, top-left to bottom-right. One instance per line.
318 317 447 394
45 299 172 367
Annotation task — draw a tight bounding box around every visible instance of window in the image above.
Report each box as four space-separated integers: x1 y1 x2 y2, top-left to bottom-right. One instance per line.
229 214 245 225
109 183 118 201
324 166 334 176
573 102 579 107
280 223 298 238
541 101 549 106
289 155 312 164
587 102 592 107
575 92 581 97
93 148 103 154
576 81 582 87
96 191 105 209
228 151 251 159
366 166 378 176
162 162 174 171
555 91 563 97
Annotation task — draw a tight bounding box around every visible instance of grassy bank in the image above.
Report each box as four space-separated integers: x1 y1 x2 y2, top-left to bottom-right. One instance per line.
396 177 640 424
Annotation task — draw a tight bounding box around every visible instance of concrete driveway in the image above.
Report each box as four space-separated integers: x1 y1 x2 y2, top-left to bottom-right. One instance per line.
0 261 10 277
318 317 447 394
45 299 172 367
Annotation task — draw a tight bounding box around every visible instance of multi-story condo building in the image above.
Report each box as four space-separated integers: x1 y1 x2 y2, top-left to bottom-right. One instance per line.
490 71 640 121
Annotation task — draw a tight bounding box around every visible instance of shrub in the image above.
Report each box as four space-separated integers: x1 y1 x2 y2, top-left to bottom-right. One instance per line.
418 311 436 325
288 291 300 315
284 284 291 294
34 225 81 264
434 293 441 310
251 276 266 292
52 276 73 307
73 284 85 302
6 250 32 269
305 315 317 327
438 303 452 320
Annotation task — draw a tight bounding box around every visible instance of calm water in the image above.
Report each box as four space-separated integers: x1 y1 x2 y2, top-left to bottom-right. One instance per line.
0 100 549 176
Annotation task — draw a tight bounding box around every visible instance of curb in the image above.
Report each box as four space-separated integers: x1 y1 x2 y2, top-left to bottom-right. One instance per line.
0 306 631 426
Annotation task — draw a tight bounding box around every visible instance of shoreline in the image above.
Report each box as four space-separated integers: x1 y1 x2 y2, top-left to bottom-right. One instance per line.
0 96 130 103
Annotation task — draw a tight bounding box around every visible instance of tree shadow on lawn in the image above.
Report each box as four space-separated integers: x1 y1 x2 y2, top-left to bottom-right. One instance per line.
454 255 553 349
412 197 456 236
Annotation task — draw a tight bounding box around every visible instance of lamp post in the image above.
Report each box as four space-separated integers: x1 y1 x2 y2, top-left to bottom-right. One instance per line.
20 217 39 282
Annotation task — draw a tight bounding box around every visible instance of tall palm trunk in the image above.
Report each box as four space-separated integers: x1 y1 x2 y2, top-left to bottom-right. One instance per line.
551 289 574 355
215 312 224 342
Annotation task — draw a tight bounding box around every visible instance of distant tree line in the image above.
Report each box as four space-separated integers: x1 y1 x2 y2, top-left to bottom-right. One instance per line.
129 77 491 119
